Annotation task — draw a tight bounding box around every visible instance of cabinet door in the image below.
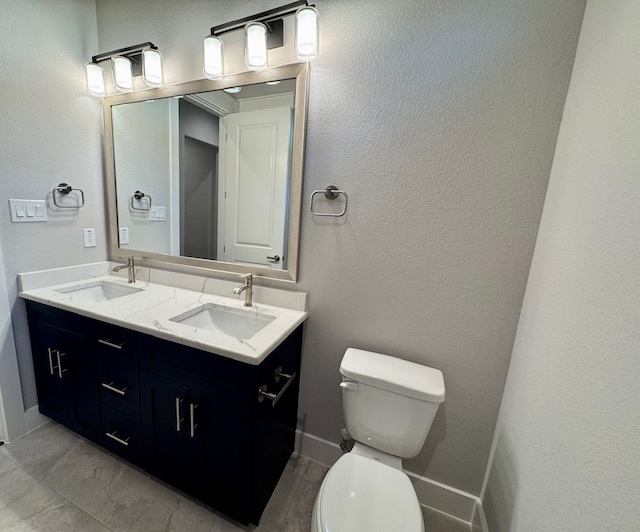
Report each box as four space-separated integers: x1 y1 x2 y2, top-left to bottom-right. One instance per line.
65 342 101 443
189 388 252 523
31 332 69 425
31 331 101 443
140 371 192 486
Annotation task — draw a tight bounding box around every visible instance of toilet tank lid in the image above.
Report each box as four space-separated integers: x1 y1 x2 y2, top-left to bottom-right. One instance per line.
340 348 445 403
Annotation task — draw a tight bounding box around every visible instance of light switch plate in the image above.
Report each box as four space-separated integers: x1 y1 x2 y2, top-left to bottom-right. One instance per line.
83 228 96 248
150 206 166 221
9 199 48 222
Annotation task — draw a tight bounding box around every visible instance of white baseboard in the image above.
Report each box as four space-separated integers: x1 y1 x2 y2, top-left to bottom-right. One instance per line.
24 406 47 433
294 430 481 525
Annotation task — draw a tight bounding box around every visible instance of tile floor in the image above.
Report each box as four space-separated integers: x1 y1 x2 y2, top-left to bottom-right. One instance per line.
0 422 470 531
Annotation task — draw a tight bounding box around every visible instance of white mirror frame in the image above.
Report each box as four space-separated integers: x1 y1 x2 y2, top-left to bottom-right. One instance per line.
104 63 309 282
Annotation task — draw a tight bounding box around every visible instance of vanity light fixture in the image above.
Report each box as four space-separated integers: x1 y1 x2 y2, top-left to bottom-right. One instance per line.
85 62 106 97
203 35 224 80
295 6 319 61
112 56 134 93
206 0 318 78
85 42 163 96
245 22 268 70
223 86 242 94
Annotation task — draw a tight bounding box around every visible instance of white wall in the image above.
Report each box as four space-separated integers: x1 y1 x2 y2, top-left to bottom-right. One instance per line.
0 0 106 412
482 1 640 529
95 0 585 494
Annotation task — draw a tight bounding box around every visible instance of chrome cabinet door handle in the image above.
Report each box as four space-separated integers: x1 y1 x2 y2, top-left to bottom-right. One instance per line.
56 352 67 379
175 398 184 432
101 382 127 396
266 255 280 263
189 403 198 438
47 348 55 375
105 431 130 447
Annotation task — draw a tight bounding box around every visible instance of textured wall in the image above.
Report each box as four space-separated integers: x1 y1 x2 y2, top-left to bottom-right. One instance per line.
95 0 585 494
0 0 106 410
482 0 640 529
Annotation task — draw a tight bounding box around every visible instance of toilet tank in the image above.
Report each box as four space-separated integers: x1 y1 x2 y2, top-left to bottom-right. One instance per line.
340 348 445 459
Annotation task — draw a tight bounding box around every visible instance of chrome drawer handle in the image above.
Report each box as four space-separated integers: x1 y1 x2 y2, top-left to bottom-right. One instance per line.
105 431 130 447
98 338 124 350
258 371 297 406
101 382 127 396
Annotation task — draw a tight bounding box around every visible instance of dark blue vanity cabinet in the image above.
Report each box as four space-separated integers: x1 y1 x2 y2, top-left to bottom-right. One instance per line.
25 300 303 526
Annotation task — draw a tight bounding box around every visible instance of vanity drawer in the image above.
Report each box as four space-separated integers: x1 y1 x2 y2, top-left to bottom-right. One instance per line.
26 301 93 344
95 322 138 365
139 335 253 404
101 405 142 466
98 353 140 418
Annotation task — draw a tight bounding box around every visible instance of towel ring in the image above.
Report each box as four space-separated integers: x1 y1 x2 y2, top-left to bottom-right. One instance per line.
131 191 152 211
52 183 85 209
310 186 348 217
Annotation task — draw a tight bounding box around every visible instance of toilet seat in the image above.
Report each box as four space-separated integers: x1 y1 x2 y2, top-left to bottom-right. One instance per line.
313 453 424 532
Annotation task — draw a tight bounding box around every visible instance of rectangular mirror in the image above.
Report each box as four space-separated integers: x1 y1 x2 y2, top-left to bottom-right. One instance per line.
104 63 309 282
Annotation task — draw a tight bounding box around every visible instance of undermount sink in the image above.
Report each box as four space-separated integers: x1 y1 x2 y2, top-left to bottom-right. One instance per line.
170 303 275 340
55 281 143 302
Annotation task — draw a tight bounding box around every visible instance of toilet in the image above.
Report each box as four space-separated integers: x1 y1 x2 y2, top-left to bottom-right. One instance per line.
311 348 445 532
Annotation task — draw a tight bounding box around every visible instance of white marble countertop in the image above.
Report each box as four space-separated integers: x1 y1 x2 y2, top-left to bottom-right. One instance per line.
19 265 307 365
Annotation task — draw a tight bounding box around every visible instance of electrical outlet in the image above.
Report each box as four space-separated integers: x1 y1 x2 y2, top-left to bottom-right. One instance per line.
83 228 96 248
119 227 130 245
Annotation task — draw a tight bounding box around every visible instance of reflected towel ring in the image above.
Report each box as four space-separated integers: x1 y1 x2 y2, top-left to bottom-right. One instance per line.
310 186 348 217
131 191 152 211
52 183 85 209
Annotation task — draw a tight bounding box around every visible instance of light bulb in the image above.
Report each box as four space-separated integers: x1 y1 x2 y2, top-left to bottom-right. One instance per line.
295 7 319 61
204 35 225 80
143 49 163 88
85 63 105 96
245 22 268 71
112 56 134 93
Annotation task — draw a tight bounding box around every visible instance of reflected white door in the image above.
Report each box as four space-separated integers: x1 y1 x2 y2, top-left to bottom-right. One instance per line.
220 106 291 268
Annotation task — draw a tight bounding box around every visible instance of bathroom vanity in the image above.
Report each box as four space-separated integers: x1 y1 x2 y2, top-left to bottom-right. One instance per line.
19 265 307 526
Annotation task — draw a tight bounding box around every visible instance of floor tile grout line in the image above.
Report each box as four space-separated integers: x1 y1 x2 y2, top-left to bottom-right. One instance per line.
0 451 118 532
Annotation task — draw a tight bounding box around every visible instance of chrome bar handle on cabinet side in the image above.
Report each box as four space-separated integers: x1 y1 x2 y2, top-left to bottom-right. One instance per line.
189 404 198 438
56 352 67 379
258 370 297 406
175 398 184 432
105 431 130 447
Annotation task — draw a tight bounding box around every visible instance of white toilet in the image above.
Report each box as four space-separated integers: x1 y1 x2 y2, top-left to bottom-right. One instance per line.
311 348 445 532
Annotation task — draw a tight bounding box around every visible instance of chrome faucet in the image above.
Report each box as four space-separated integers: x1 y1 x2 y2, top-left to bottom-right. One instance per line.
113 257 136 284
233 274 253 307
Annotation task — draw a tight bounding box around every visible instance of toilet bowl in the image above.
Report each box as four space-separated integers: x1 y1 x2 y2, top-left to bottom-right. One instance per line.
311 348 445 532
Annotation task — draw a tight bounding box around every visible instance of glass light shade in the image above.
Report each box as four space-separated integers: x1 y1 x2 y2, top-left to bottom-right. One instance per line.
204 35 224 80
112 56 134 92
143 49 163 88
295 6 319 61
85 63 105 96
245 22 268 70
